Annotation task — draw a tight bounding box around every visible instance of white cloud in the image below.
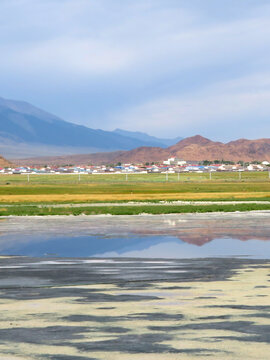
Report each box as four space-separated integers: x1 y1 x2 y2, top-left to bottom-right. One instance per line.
114 72 270 139
0 0 198 75
1 0 270 77
0 0 270 139
1 38 134 75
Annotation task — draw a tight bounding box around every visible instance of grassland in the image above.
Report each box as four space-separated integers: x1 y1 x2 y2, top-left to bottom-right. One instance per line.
0 172 269 214
1 203 270 216
1 171 270 185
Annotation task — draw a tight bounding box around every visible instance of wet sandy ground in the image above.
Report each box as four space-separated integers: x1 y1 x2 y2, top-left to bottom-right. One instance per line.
0 256 269 359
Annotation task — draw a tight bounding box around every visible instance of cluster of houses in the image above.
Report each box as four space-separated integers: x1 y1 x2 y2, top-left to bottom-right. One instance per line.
0 157 269 175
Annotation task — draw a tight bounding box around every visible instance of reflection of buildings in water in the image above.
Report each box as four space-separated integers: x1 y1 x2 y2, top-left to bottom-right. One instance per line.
164 219 177 227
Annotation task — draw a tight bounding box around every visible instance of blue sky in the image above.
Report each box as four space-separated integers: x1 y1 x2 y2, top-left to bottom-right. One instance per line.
1 0 270 141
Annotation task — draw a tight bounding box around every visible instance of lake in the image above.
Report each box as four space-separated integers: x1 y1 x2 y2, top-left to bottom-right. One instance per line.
0 212 270 359
1 212 270 258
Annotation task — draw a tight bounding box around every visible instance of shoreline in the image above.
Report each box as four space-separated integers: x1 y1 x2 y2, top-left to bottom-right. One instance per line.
1 200 270 207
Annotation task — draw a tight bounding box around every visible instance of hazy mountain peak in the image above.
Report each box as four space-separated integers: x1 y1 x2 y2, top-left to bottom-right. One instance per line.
0 97 183 158
113 128 183 147
0 96 62 124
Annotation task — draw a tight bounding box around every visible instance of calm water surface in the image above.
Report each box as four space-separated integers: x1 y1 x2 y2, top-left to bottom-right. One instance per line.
1 212 270 258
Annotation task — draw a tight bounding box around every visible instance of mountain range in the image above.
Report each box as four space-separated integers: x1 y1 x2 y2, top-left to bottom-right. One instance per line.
14 135 270 166
113 129 182 147
1 96 269 165
0 96 182 158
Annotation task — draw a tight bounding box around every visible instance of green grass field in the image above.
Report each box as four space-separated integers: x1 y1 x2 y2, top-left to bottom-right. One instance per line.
0 171 269 185
1 203 270 216
0 172 269 207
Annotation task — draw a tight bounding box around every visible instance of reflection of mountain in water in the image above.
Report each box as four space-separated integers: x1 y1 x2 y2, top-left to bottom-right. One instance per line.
132 218 270 246
1 235 172 257
1 214 270 257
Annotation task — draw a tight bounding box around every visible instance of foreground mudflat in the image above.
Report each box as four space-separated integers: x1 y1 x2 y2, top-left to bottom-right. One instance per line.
0 257 269 359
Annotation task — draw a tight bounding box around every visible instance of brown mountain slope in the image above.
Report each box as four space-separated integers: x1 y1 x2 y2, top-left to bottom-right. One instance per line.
170 135 220 151
169 135 270 162
14 135 270 166
0 155 12 167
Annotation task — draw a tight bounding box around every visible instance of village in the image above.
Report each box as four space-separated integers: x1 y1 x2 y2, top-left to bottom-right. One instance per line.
1 157 269 175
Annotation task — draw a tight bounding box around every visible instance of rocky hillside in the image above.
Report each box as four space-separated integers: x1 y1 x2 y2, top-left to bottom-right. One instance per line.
0 155 12 168
168 136 270 162
14 135 270 166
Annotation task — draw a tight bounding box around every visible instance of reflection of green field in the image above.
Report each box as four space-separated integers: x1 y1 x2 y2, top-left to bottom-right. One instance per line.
0 173 269 204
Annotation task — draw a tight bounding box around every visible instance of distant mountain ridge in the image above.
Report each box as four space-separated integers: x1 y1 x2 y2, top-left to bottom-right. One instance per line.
15 135 270 166
0 97 182 158
113 129 183 147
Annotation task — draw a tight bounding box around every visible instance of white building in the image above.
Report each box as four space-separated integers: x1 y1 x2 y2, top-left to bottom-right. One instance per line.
163 157 186 166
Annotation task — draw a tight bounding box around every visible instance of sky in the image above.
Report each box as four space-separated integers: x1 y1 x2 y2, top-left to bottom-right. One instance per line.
0 0 270 141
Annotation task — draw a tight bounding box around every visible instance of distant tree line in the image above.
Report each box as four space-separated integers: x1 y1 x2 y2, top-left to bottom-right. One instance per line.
200 160 264 166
